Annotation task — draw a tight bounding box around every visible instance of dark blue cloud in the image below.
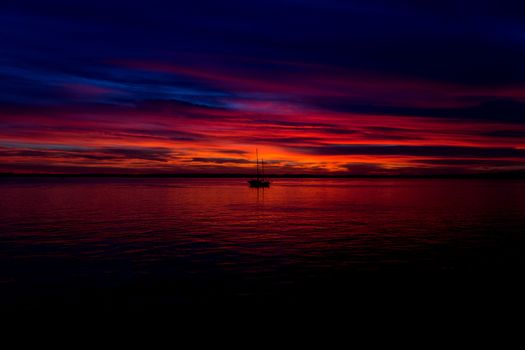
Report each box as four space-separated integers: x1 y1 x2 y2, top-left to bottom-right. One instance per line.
312 98 525 123
2 0 525 93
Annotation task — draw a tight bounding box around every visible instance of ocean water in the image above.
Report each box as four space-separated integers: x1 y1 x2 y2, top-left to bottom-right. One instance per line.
1 177 525 308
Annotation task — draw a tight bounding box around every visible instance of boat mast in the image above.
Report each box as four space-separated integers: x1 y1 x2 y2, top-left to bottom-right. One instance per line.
256 148 259 180
262 158 265 180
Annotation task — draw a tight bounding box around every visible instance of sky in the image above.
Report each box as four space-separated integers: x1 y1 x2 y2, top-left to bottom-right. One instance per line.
1 0 525 175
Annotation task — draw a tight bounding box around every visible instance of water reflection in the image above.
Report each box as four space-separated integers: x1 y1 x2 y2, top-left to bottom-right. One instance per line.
1 177 525 305
253 186 267 204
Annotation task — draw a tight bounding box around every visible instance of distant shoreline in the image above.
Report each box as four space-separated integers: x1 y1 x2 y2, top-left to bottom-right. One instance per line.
1 172 525 179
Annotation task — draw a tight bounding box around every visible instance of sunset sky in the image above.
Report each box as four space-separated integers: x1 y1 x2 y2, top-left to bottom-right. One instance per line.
1 0 525 174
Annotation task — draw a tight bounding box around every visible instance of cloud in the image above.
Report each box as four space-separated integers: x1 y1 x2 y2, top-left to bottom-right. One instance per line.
294 145 525 158
0 146 175 162
481 130 525 138
312 98 525 123
215 149 249 155
412 159 525 167
190 157 251 164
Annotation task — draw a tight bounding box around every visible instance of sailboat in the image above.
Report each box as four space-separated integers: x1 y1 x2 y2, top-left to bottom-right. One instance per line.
248 149 271 188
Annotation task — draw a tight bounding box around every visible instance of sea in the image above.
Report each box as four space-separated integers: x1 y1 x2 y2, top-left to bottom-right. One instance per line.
1 177 525 309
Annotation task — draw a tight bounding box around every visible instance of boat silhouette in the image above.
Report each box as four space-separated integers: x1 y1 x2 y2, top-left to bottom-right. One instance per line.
248 149 270 188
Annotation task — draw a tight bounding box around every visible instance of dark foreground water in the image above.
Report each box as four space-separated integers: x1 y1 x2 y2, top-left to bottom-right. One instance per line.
1 177 525 309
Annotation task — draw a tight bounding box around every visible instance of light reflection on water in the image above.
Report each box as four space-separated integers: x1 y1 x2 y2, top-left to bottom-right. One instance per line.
1 177 525 304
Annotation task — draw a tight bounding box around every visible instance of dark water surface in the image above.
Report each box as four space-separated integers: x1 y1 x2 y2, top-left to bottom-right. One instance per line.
1 177 525 308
